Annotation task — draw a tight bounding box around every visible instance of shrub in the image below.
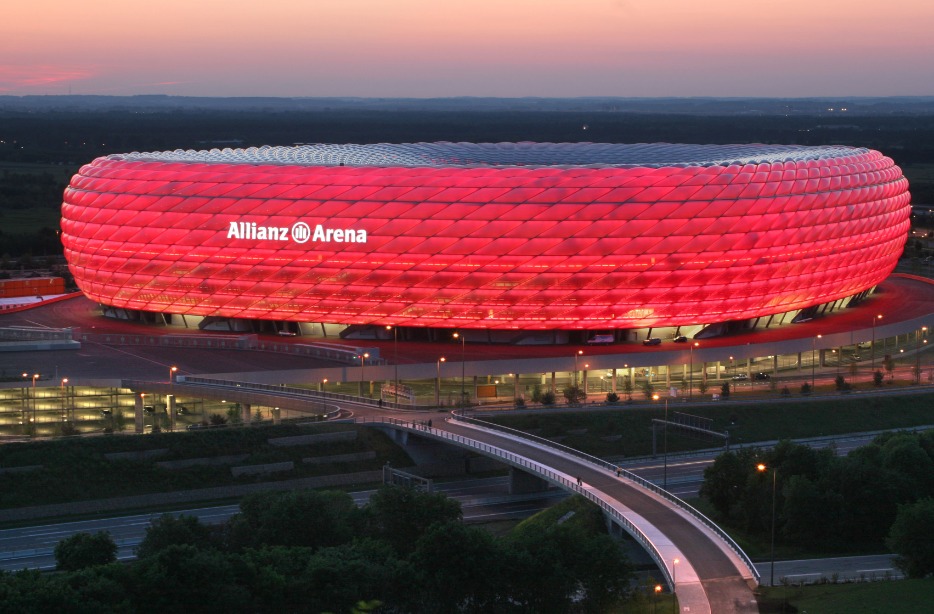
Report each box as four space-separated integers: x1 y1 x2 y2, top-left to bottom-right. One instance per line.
55 531 117 571
514 397 526 408
606 392 619 404
799 382 811 395
540 391 556 406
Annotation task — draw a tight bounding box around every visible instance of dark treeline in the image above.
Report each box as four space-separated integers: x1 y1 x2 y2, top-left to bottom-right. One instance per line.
0 488 635 613
700 430 934 577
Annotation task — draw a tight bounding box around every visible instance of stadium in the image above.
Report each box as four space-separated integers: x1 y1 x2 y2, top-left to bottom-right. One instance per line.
60 142 911 340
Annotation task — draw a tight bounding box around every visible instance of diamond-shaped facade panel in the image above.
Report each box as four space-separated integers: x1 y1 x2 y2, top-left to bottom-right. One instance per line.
60 143 911 330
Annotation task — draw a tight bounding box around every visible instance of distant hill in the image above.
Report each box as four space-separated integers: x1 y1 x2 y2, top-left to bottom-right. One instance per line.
3 95 934 116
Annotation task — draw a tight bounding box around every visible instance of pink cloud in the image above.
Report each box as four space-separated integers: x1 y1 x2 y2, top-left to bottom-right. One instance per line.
0 65 93 93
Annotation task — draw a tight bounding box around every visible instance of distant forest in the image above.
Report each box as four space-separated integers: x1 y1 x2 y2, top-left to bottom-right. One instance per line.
2 101 933 260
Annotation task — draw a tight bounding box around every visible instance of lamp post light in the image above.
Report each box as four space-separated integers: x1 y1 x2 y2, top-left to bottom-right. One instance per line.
359 352 370 397
60 378 68 422
652 393 671 489
689 342 699 400
757 462 777 587
871 314 883 372
672 557 680 604
915 326 928 385
436 357 446 405
30 373 39 431
812 335 821 390
169 365 178 383
653 584 662 613
386 325 398 402
454 332 466 403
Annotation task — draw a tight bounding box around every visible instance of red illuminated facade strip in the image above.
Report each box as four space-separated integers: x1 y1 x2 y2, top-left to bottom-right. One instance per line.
60 144 911 330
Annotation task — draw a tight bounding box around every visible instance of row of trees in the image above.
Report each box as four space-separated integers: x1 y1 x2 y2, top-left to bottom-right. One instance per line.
4 487 634 613
699 431 934 577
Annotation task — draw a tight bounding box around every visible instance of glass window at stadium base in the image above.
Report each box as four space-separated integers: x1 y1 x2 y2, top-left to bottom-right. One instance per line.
60 142 911 337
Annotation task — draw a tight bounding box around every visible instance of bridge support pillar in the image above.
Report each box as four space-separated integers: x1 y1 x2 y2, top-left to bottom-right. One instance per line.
509 467 549 495
242 403 251 424
582 370 588 395
167 394 176 431
134 393 144 433
550 372 556 394
611 369 617 393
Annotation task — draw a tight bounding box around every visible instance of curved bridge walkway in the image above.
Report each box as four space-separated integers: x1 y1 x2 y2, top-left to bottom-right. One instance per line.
367 414 761 614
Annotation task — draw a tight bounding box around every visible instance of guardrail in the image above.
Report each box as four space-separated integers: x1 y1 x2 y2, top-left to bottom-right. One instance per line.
449 410 761 585
124 378 342 419
176 376 431 411
353 415 676 589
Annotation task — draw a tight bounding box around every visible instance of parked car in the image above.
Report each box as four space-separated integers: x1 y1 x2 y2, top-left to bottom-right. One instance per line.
143 405 155 414
673 335 688 343
754 372 771 381
731 373 749 381
277 330 297 336
642 338 662 346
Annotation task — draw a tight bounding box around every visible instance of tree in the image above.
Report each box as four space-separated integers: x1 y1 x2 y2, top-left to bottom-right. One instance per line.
883 354 895 382
540 390 556 405
887 497 934 578
411 521 507 612
362 486 462 555
562 385 586 405
641 380 654 400
873 370 884 387
531 384 542 403
799 382 811 395
606 392 619 404
136 514 219 559
720 381 730 399
699 448 761 520
228 489 359 551
621 377 633 401
54 531 117 571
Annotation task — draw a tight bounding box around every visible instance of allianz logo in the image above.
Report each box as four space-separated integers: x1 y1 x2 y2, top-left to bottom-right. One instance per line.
226 221 367 244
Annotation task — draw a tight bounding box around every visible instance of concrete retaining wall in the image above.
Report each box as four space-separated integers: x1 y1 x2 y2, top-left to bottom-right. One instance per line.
302 451 376 465
268 431 357 447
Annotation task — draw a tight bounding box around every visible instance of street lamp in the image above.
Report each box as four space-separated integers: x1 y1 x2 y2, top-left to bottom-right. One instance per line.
672 557 680 598
436 357 446 405
811 335 821 390
386 325 398 401
652 393 670 489
60 378 69 421
654 584 662 613
871 314 883 372
915 326 928 385
454 332 466 403
359 352 370 397
169 365 178 383
757 462 777 587
689 342 699 400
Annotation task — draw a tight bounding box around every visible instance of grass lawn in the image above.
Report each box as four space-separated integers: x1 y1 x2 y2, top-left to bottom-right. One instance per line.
758 579 934 613
484 392 934 459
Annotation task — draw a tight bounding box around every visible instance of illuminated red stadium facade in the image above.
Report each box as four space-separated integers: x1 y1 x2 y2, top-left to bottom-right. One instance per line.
61 143 911 331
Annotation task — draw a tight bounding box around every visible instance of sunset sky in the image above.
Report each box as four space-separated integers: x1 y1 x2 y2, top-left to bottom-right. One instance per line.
3 0 933 97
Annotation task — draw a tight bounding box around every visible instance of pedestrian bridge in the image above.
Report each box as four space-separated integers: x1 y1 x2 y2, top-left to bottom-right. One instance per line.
362 413 761 614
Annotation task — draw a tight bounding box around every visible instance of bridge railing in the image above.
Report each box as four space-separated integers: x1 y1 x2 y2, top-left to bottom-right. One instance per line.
354 415 674 589
450 410 761 584
127 378 343 418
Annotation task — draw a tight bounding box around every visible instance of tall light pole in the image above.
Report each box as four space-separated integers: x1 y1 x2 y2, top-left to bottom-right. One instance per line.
672 557 680 609
454 332 466 403
436 357 446 405
30 372 39 432
871 314 883 372
689 342 699 400
652 393 670 489
757 462 777 587
60 377 69 422
812 335 821 390
359 352 370 397
917 326 928 385
169 365 178 383
386 325 398 402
